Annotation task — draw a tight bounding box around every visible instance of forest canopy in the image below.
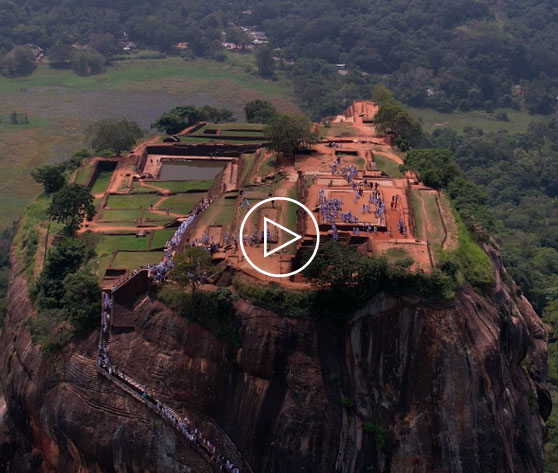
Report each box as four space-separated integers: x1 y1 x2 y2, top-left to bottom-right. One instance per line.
1 0 557 117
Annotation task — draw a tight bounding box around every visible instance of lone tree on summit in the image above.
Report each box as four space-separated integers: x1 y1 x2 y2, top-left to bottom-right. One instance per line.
171 247 213 301
264 114 317 158
87 118 143 155
48 184 96 234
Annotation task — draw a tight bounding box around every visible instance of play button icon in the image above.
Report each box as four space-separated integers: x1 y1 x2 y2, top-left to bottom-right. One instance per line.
239 197 320 278
263 217 302 257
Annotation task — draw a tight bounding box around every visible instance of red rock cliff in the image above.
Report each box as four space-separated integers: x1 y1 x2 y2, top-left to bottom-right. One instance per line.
0 246 550 473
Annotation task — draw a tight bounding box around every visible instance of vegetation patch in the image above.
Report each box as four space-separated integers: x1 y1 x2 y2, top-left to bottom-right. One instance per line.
157 286 240 346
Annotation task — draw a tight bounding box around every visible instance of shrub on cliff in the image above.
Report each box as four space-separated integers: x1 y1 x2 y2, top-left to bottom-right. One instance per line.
157 286 240 346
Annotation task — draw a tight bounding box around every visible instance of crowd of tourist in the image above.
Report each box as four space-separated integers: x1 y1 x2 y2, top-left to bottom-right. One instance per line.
145 198 211 283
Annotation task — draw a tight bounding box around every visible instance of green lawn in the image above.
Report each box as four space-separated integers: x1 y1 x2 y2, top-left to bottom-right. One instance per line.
151 228 176 249
162 193 205 214
320 122 357 138
198 195 237 226
74 161 96 186
179 136 265 144
95 234 150 256
219 130 265 137
409 106 544 134
90 170 114 194
375 154 403 177
111 250 163 271
107 193 160 209
411 190 445 252
134 180 213 193
240 153 258 185
199 122 265 132
98 208 172 224
257 155 277 177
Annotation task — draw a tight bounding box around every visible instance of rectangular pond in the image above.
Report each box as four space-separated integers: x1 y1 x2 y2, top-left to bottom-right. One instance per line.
158 160 226 181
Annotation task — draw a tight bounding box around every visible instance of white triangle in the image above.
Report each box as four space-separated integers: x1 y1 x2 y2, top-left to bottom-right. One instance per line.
264 217 302 258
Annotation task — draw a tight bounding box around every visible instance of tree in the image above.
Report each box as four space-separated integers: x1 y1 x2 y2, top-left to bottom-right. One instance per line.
62 268 100 332
371 84 394 106
0 45 36 76
36 237 94 308
31 164 66 194
87 118 143 155
88 33 116 57
48 43 73 67
244 99 277 123
255 45 274 78
402 149 461 189
264 114 317 158
48 184 96 233
152 105 234 134
71 48 105 76
170 247 213 300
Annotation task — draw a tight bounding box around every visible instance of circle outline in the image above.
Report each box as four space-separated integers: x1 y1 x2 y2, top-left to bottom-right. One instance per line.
239 197 320 278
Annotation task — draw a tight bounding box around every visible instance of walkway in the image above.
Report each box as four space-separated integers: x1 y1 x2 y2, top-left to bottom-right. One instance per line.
95 199 246 473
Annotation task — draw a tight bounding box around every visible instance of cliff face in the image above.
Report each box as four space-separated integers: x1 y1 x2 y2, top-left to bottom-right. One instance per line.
0 247 550 473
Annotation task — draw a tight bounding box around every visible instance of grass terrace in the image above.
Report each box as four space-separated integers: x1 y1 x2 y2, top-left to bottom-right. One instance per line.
151 228 177 248
97 209 173 224
132 180 213 193
91 169 114 194
197 195 237 227
111 250 164 271
107 193 160 209
162 193 205 214
374 154 403 177
74 161 96 186
321 122 358 138
411 190 446 249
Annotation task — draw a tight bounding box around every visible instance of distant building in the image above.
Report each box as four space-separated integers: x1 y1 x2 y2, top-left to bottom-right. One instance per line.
175 42 189 50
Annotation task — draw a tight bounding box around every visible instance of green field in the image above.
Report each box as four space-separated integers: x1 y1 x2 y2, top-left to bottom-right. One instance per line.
162 193 205 214
111 250 163 271
90 169 113 194
133 180 213 193
320 122 357 138
151 228 176 248
257 155 277 177
375 154 403 177
74 161 96 186
98 209 172 224
107 193 160 209
197 122 265 134
0 54 300 231
95 234 150 256
411 190 445 253
198 195 237 226
409 107 544 134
